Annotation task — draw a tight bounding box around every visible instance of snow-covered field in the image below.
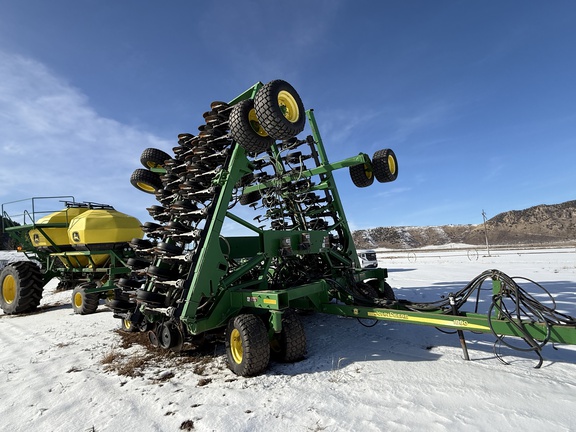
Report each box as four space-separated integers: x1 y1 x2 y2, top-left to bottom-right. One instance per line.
1 246 576 432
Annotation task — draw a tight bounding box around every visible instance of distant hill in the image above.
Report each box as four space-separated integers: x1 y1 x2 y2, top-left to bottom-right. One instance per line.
353 200 576 249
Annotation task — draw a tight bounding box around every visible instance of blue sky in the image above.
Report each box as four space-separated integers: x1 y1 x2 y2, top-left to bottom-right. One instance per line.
1 1 575 231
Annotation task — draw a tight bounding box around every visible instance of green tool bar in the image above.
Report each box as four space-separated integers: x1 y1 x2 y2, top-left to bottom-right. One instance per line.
230 281 330 310
320 302 576 345
242 153 370 195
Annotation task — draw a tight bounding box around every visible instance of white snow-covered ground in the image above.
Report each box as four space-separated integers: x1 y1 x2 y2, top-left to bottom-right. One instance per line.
1 246 576 432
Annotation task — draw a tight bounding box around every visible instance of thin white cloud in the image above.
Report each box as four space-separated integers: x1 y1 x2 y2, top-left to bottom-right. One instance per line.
195 1 343 85
374 186 411 199
0 50 171 221
389 101 457 145
318 108 381 149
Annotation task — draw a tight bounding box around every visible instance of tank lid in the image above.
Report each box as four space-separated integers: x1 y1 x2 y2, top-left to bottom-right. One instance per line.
63 201 115 210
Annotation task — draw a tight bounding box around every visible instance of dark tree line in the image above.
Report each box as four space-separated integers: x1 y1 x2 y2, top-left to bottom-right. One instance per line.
1 217 19 250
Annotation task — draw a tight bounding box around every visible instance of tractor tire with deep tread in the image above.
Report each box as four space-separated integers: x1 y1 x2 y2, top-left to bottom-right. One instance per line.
372 149 398 183
254 80 305 140
349 162 374 188
130 169 163 194
270 310 307 363
0 261 44 314
229 99 274 154
140 148 171 169
225 314 271 376
71 284 100 315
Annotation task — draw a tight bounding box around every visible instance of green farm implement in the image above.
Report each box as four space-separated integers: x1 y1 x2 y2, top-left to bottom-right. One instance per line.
108 80 576 375
1 198 142 315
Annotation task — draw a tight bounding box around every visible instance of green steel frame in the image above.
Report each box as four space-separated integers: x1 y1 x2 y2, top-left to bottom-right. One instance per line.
136 87 576 352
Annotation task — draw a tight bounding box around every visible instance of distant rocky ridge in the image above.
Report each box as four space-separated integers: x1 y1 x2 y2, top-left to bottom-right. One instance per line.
353 200 576 249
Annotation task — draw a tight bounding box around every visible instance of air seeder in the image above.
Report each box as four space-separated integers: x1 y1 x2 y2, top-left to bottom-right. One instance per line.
0 198 142 315
114 80 576 376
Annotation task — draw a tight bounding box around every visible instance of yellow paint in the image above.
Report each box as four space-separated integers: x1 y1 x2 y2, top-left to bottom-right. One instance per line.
2 274 16 304
366 311 490 331
29 207 89 248
68 209 142 247
230 328 243 364
278 90 300 123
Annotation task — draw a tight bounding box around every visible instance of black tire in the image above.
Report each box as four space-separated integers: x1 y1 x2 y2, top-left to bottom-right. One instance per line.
140 148 171 169
130 169 163 194
121 317 138 332
0 262 44 314
136 289 167 306
239 190 262 206
147 265 179 280
381 281 396 301
373 149 398 183
141 221 162 233
165 220 189 233
71 284 100 315
236 173 255 188
349 162 374 188
354 281 379 302
158 322 183 351
146 205 168 220
117 277 142 289
108 299 136 311
270 310 307 363
130 238 154 249
225 314 271 377
363 279 396 303
254 80 305 140
126 257 150 270
229 99 274 154
155 242 184 256
55 279 74 291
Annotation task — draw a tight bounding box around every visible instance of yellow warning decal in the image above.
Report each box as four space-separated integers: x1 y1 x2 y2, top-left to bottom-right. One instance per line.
263 298 277 305
366 311 490 331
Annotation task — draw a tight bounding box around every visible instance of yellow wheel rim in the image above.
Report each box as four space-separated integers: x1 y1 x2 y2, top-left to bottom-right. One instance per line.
123 319 132 330
2 275 16 304
387 155 396 175
278 90 300 123
364 163 373 179
269 337 281 354
146 161 161 169
74 292 83 308
248 108 268 137
230 328 243 364
137 182 156 193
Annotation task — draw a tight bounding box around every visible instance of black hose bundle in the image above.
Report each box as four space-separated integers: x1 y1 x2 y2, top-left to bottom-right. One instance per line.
360 269 576 367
